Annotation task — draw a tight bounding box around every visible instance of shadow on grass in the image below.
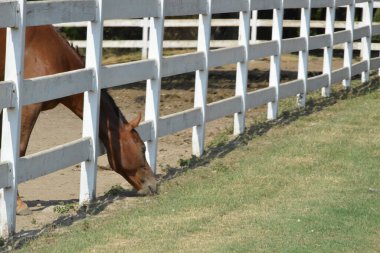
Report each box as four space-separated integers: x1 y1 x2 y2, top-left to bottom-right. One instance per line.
4 76 380 251
4 187 141 251
160 76 380 181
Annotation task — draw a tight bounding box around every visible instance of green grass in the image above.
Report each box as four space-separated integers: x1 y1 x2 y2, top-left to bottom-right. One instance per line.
15 79 380 252
53 202 77 215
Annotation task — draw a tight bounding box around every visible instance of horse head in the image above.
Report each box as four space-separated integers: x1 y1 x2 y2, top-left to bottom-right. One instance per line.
113 112 158 195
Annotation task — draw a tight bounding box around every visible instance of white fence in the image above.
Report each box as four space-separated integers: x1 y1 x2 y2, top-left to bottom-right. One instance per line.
56 1 380 56
0 0 378 238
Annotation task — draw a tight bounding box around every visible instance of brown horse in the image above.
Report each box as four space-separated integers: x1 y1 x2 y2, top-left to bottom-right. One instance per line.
0 25 158 215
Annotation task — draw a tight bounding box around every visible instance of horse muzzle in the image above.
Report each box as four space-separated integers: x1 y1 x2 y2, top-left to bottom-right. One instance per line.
138 179 159 196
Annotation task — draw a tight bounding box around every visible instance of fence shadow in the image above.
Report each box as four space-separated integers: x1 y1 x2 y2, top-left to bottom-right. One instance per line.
5 76 380 251
5 188 141 251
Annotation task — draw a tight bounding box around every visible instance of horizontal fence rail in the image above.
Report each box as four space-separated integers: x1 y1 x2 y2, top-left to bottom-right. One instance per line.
54 6 380 55
0 0 379 238
56 18 380 52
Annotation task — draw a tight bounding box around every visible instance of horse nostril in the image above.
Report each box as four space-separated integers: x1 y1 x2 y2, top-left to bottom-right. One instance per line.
140 179 146 184
148 185 155 195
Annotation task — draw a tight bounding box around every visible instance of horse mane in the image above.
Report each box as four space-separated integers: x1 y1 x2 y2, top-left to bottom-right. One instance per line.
55 27 85 62
72 44 84 61
54 27 128 124
102 90 127 123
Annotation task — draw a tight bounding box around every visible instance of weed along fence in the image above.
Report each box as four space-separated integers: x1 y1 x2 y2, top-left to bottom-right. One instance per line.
0 0 379 238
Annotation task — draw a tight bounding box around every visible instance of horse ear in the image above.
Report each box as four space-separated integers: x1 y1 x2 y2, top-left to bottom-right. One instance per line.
129 112 142 129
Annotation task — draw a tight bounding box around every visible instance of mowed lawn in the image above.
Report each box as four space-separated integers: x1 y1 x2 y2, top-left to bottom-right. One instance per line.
17 81 380 253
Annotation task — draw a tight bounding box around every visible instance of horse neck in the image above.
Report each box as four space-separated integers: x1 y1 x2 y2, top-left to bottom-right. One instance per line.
98 92 127 171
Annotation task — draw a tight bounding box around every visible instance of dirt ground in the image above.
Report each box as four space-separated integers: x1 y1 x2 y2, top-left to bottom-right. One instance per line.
13 53 345 240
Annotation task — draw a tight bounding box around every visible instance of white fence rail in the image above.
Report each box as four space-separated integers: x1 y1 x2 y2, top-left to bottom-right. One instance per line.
58 18 380 53
0 0 379 238
55 1 380 56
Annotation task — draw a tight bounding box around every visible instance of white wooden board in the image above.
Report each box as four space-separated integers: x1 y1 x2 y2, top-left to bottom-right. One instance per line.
209 46 245 68
353 26 370 41
162 52 205 77
211 0 248 14
246 87 276 109
250 0 282 11
351 61 368 77
309 34 331 50
0 81 14 109
370 57 380 70
0 163 10 190
101 59 156 89
336 0 354 7
136 120 153 142
334 30 352 45
279 79 304 99
26 0 96 26
18 138 91 183
310 0 334 8
249 41 279 60
206 96 242 122
22 69 93 106
103 0 160 20
282 37 307 54
331 67 350 84
164 0 208 16
307 74 329 92
283 0 308 9
158 108 202 137
0 1 17 28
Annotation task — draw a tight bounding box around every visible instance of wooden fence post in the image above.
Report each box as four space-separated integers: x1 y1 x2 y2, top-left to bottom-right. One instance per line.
0 0 26 237
343 1 355 88
142 17 149 59
192 0 211 156
361 0 374 83
145 0 164 172
268 1 284 120
297 0 311 107
80 0 103 205
234 1 251 135
322 1 336 97
250 10 258 44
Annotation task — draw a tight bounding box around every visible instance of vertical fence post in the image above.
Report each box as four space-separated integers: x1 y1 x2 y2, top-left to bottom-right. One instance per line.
343 1 355 88
80 0 103 205
0 0 26 237
192 0 211 156
234 1 251 135
360 0 373 83
142 17 149 59
297 0 311 107
250 10 258 44
268 1 284 120
322 1 336 97
145 0 164 172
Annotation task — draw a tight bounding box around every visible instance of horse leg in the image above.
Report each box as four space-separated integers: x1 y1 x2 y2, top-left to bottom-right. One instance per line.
16 104 44 215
